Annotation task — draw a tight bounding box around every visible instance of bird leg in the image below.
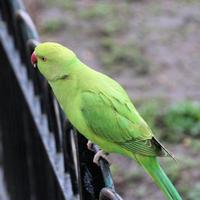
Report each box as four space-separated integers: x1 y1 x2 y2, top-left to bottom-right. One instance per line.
87 140 94 150
93 150 111 166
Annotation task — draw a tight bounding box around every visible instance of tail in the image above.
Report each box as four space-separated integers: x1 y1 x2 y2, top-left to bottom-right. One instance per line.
135 155 182 200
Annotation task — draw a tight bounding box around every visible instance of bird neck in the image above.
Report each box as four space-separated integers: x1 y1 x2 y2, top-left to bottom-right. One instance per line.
65 57 85 74
49 58 85 82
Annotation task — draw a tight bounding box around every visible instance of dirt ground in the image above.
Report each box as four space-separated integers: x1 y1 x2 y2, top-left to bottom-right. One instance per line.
24 0 200 199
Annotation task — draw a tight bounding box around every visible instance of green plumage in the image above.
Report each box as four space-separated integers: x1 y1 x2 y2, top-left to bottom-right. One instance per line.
136 155 181 200
34 42 182 200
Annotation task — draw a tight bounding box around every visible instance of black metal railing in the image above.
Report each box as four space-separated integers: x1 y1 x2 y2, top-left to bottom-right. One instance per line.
0 0 123 199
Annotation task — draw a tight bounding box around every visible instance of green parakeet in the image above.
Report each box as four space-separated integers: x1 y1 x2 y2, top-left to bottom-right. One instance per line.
31 42 182 200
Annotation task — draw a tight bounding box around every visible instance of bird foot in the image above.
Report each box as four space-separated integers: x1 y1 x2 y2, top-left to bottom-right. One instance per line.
87 140 94 151
93 150 111 166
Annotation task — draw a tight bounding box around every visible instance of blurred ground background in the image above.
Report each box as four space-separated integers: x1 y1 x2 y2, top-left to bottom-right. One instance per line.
23 0 200 199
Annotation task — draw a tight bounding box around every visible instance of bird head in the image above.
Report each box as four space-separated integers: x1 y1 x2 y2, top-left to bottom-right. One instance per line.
31 42 77 81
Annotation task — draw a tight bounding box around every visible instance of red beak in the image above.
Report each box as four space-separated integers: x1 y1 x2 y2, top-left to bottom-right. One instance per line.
31 52 37 67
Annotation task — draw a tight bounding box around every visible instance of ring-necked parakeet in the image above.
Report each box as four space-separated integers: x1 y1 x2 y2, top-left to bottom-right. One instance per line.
31 42 182 200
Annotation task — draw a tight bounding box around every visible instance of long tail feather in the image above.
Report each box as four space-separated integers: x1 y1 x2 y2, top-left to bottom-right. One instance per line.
135 155 182 200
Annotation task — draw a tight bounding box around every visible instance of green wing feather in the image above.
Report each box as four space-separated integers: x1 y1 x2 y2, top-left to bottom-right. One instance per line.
81 88 168 157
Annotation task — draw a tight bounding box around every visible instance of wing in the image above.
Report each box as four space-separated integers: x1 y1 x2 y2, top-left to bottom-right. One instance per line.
81 88 167 157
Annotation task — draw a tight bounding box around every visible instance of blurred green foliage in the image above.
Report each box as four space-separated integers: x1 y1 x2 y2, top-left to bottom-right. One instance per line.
185 183 200 200
79 2 130 20
139 100 200 142
99 38 149 74
40 19 66 33
190 139 200 152
163 101 200 140
96 20 126 36
74 1 149 74
138 99 164 132
79 3 115 19
46 0 75 10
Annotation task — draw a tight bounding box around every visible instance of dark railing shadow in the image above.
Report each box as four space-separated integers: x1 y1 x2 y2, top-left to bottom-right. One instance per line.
0 0 123 199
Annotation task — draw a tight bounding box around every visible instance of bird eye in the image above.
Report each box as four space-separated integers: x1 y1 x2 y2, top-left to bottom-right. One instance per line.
41 57 47 62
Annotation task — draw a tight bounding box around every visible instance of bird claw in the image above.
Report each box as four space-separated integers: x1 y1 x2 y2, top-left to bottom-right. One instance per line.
93 150 111 166
87 140 94 151
87 141 111 166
